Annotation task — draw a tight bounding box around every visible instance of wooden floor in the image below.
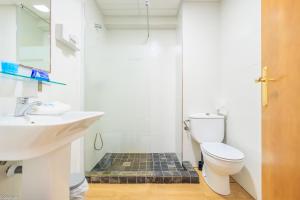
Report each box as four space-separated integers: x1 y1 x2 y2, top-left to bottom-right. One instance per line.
87 170 254 200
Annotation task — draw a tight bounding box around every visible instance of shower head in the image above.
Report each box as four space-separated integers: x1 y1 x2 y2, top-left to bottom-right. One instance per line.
145 0 150 7
145 0 150 41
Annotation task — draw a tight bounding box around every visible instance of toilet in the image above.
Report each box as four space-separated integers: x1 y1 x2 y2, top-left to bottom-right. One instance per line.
189 113 245 195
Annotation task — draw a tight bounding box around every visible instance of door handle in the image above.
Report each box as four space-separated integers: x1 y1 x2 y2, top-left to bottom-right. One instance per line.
255 77 276 83
255 66 277 107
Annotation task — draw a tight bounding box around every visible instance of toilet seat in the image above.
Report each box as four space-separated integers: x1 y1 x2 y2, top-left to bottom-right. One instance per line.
201 142 244 162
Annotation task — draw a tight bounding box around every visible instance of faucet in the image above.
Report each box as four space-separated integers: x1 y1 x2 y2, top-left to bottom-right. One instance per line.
14 97 42 117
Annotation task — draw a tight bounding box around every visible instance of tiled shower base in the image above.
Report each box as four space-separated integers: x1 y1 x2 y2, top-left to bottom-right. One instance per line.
86 153 199 184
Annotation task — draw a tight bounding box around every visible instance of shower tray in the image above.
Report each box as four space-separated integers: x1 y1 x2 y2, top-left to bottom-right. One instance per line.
86 153 199 184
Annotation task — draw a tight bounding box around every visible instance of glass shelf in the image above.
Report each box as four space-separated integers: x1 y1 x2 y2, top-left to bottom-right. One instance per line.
0 71 66 85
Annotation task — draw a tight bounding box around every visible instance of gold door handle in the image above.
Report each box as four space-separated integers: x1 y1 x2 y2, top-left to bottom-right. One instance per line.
255 66 277 107
255 77 277 83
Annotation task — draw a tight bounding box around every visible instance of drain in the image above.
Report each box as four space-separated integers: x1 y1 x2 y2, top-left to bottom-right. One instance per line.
122 162 131 167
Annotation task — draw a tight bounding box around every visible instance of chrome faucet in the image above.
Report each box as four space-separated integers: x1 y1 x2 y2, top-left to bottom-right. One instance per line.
14 97 42 117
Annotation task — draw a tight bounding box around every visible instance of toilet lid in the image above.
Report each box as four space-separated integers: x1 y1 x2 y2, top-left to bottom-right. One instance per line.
201 143 245 161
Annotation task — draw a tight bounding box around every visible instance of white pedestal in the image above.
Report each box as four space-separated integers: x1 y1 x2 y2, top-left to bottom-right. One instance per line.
21 145 71 200
203 164 230 195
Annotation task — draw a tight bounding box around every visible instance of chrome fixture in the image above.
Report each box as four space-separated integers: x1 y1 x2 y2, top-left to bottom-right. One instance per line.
94 23 102 31
14 97 42 117
6 164 22 177
184 120 190 131
145 0 150 41
94 131 104 151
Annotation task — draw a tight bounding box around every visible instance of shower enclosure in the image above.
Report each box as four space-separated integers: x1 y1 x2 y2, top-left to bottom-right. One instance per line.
83 0 197 184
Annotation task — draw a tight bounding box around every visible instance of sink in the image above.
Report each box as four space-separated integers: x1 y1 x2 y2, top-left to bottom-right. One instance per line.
0 111 104 200
0 111 104 160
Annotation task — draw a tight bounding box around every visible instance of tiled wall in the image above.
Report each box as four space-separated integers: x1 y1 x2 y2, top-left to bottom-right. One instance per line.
84 28 180 170
181 2 221 166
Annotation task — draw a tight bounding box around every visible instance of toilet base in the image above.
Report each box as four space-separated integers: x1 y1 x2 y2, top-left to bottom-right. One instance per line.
202 164 230 195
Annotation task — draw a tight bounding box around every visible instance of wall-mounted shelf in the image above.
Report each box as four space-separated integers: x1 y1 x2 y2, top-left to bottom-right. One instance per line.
0 71 66 85
55 24 80 51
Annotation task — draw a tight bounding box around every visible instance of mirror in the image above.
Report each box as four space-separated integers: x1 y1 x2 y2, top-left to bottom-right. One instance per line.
0 0 51 72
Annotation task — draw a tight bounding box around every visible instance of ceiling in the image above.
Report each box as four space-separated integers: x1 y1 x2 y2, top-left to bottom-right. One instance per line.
96 0 182 17
96 0 219 29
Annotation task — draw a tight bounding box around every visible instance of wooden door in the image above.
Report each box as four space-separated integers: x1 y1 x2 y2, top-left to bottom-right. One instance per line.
262 0 300 199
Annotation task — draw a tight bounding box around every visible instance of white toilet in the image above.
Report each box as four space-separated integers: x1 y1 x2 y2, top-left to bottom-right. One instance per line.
189 113 245 195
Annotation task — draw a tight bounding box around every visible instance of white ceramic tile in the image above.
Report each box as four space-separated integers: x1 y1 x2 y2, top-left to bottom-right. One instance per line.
84 29 179 157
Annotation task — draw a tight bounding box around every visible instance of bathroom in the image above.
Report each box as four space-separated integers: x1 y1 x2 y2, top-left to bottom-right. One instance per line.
0 0 299 200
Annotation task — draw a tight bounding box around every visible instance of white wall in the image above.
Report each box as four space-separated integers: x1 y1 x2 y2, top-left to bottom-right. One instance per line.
0 5 18 116
83 0 107 171
0 0 84 196
84 28 179 170
0 5 16 62
181 2 221 166
47 0 84 175
220 0 261 199
175 9 183 162
0 5 30 196
180 1 261 199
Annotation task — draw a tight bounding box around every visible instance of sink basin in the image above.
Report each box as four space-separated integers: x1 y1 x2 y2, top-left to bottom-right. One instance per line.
0 111 104 200
0 111 104 161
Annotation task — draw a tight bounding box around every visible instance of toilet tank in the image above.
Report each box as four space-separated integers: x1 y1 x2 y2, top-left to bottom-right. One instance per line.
189 113 225 143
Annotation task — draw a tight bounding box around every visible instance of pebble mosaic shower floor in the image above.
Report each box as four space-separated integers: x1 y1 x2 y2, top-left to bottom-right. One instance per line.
86 153 199 184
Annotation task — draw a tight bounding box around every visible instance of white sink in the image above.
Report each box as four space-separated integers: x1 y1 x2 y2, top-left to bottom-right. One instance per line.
0 111 104 160
0 111 104 200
